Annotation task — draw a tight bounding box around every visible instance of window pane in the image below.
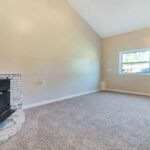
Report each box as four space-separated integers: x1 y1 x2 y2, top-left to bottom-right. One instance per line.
122 63 150 73
120 50 150 74
122 51 150 63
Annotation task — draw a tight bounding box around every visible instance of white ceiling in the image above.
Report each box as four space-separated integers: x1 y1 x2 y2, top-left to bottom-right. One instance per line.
68 0 150 38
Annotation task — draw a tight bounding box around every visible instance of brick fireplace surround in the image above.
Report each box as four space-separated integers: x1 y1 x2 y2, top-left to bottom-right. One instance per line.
0 74 22 110
0 73 24 145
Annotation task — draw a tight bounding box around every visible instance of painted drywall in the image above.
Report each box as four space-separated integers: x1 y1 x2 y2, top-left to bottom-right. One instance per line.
102 27 150 94
0 0 101 106
69 0 150 38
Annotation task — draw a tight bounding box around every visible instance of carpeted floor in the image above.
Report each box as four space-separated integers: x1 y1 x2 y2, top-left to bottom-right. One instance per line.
1 92 150 150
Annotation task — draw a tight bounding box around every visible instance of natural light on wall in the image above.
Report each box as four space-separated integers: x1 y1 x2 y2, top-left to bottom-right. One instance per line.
120 49 150 74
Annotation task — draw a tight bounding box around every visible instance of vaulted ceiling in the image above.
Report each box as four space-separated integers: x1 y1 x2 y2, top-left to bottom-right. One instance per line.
68 0 150 38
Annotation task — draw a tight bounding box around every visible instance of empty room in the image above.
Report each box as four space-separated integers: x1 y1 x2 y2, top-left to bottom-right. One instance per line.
0 0 150 150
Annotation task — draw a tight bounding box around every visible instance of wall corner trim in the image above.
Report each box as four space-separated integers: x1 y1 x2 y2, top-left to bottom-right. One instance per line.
23 89 100 110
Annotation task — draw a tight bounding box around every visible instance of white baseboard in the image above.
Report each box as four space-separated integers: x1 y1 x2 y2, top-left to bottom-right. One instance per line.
23 89 100 110
103 88 150 97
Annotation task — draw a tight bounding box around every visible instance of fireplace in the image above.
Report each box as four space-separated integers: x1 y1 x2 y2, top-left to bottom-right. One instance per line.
0 79 15 122
0 74 23 145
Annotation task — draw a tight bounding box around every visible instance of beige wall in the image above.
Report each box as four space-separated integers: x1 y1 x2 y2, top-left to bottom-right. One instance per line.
0 0 101 106
102 27 150 94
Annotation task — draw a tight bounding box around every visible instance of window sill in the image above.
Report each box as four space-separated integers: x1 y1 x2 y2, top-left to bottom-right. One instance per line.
119 72 150 76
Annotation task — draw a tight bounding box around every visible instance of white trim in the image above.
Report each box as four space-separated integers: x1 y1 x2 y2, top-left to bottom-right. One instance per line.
120 48 150 54
23 89 100 110
102 88 150 97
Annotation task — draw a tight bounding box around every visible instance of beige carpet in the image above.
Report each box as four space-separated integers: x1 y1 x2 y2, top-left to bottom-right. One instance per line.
1 92 150 150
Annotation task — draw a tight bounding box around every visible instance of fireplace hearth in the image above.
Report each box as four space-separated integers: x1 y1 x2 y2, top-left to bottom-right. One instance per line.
0 79 15 122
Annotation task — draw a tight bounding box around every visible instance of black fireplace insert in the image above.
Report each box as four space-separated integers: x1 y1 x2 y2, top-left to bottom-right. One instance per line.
0 79 15 122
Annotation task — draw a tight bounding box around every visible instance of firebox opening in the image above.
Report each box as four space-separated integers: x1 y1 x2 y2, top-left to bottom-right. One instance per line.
0 79 15 122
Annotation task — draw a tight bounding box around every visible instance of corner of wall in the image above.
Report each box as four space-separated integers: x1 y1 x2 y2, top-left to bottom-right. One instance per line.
100 81 106 90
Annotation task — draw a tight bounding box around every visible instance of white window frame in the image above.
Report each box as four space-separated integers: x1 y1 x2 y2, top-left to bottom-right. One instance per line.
119 49 150 75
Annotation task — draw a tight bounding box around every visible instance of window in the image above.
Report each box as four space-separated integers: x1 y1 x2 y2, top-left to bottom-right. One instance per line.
120 49 150 74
